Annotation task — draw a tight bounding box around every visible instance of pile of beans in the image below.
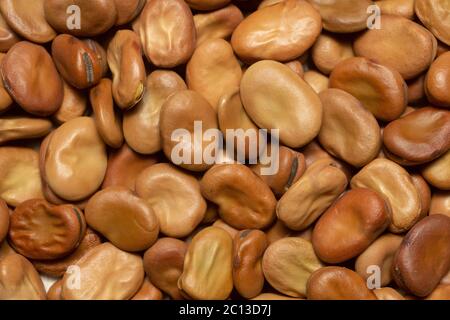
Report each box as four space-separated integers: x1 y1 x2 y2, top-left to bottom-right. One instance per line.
0 0 449 300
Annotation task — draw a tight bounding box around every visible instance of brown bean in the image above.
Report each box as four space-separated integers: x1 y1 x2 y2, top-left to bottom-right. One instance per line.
241 60 323 148
303 70 329 94
407 74 426 104
277 159 348 231
102 143 158 190
186 0 231 11
52 34 103 90
114 0 145 26
383 107 450 165
425 285 450 300
0 117 52 144
61 242 144 300
425 51 450 107
410 173 431 217
136 163 206 238
312 33 354 75
32 228 102 277
233 230 268 299
43 117 107 201
160 90 218 172
308 0 371 33
373 287 405 300
212 219 239 238
354 15 437 80
0 253 47 300
415 0 450 46
53 80 87 124
307 267 377 300
107 30 146 110
178 227 233 300
201 164 277 230
194 5 243 47
351 159 422 233
187 38 242 111
318 88 382 167
85 187 159 252
131 277 164 300
0 0 56 43
231 0 321 63
90 78 123 148
430 191 450 217
329 57 407 121
135 0 196 68
44 0 117 37
312 188 391 263
262 237 323 297
0 12 19 52
0 147 43 207
9 199 86 260
47 279 62 300
143 237 187 300
0 199 8 242
2 41 63 116
124 71 186 155
392 214 450 297
377 0 415 19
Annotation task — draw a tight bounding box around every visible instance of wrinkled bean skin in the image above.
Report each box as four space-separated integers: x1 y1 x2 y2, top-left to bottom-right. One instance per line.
178 227 233 300
232 0 321 63
383 107 450 165
0 253 47 300
9 199 86 260
392 214 450 297
143 237 187 300
312 188 391 264
351 159 422 233
277 159 348 231
124 71 186 155
135 0 196 68
107 30 146 111
194 5 243 47
241 60 323 148
44 0 118 37
52 35 103 90
2 41 63 116
233 230 268 299
201 164 277 230
136 163 206 238
262 237 323 297
61 242 144 300
307 267 377 300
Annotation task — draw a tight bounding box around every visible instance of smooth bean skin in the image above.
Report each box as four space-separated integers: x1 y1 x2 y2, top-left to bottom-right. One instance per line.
114 0 145 26
354 15 437 80
135 0 196 68
430 191 450 217
232 0 321 63
185 0 231 11
425 51 450 107
351 159 422 233
143 237 187 300
47 280 62 300
329 57 407 122
0 13 19 52
312 33 354 75
374 287 405 301
355 234 403 287
53 80 87 124
0 253 47 300
123 71 186 155
178 227 233 300
307 267 377 300
107 30 146 111
303 70 329 94
1 41 63 116
277 159 348 231
187 38 242 111
312 188 391 264
392 214 450 297
44 0 118 37
241 60 323 148
233 230 268 299
422 151 450 190
376 0 415 19
262 237 323 297
318 88 381 167
136 163 206 238
415 0 450 46
131 277 164 300
410 174 431 218
61 242 144 300
0 117 52 144
383 107 450 165
85 187 159 252
201 164 277 230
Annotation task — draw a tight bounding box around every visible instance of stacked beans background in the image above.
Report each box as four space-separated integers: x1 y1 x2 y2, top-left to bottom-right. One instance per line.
0 0 449 300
